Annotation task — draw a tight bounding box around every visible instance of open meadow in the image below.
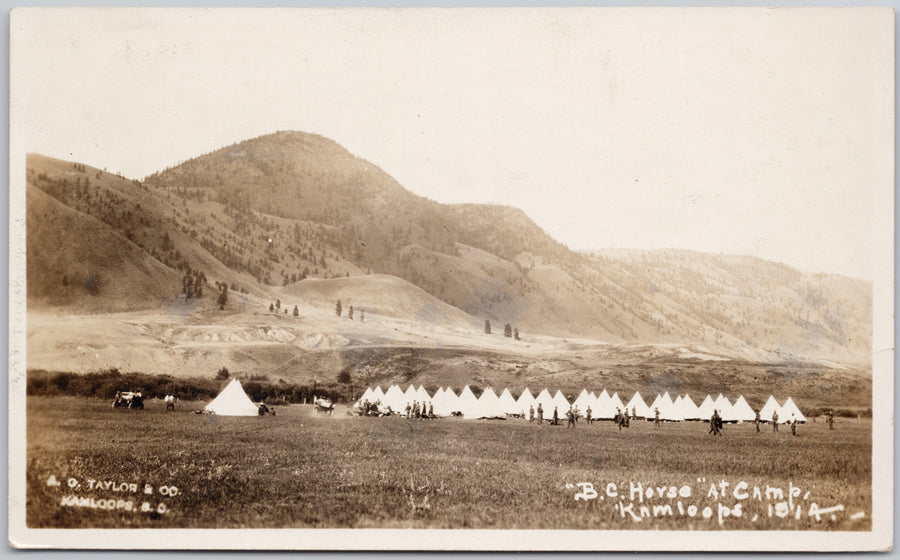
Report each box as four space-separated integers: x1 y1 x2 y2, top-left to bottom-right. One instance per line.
26 396 871 531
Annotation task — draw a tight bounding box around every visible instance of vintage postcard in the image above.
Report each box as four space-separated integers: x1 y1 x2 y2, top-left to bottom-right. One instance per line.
8 7 893 551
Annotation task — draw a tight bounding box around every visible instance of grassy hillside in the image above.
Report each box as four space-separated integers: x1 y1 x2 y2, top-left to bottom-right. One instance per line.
26 131 873 367
279 274 479 329
587 249 871 367
26 184 182 311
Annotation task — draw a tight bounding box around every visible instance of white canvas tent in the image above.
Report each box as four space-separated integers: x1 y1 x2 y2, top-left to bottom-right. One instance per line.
370 386 385 403
416 385 431 405
552 390 571 415
572 389 592 417
730 396 757 422
660 392 681 420
516 388 536 417
534 389 555 417
498 388 520 415
383 385 406 412
432 387 457 417
474 387 502 418
697 395 716 420
594 389 615 419
403 385 418 408
609 392 626 415
759 395 781 422
647 392 679 420
657 392 680 421
779 397 807 423
714 394 736 422
625 391 651 418
356 387 374 406
679 394 701 420
457 385 480 418
204 379 259 416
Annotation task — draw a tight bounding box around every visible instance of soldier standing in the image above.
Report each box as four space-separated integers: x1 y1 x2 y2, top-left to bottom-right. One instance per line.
708 410 722 436
754 409 761 432
772 410 779 432
537 403 544 424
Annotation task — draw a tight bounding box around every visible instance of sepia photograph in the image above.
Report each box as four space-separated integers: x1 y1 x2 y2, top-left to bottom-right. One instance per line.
8 6 894 551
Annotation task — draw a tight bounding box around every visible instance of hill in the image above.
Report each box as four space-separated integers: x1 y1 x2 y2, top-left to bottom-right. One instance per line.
26 182 182 311
585 249 871 367
25 131 873 367
280 274 479 329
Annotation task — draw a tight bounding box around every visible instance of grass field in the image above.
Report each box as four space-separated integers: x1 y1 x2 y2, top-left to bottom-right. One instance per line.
26 396 871 530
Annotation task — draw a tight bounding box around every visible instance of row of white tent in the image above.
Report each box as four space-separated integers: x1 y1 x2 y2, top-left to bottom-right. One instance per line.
356 385 807 423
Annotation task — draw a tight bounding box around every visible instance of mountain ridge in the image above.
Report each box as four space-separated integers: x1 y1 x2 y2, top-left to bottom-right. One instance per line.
584 248 870 284
25 131 873 368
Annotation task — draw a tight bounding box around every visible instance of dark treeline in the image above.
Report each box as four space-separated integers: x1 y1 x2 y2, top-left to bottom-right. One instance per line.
26 369 347 404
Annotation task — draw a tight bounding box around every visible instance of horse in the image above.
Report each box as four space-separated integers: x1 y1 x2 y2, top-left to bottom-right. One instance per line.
113 391 144 409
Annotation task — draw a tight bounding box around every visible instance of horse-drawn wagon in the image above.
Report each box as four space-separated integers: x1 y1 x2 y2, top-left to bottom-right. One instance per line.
313 396 335 415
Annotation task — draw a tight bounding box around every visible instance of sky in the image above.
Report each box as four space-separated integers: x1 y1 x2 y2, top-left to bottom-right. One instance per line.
11 7 893 280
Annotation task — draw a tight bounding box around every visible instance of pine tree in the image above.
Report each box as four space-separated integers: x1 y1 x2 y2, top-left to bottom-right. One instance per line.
217 285 228 310
484 320 491 334
360 309 365 322
504 324 512 337
269 303 274 312
335 299 342 317
293 305 299 317
348 306 354 320
514 328 520 340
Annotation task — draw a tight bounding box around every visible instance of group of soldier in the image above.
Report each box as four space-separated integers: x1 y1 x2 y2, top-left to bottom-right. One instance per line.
521 402 811 436
723 408 803 436
405 400 434 419
356 400 384 416
258 402 275 416
526 403 633 428
527 403 585 426
354 396 832 433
